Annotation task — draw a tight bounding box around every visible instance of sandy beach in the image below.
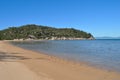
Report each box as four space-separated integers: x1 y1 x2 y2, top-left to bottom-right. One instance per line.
0 41 120 80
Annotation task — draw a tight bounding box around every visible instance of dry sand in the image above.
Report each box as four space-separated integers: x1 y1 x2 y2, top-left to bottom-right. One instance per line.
0 41 120 80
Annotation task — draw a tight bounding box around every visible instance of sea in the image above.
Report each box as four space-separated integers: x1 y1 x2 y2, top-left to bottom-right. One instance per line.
11 39 120 72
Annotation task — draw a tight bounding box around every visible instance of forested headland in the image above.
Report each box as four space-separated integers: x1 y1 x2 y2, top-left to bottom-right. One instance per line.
0 24 94 40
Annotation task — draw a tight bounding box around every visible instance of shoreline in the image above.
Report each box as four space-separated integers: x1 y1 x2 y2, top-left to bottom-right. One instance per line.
0 41 120 80
10 40 120 72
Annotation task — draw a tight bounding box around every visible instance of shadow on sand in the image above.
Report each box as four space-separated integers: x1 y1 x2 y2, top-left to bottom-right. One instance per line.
0 52 31 62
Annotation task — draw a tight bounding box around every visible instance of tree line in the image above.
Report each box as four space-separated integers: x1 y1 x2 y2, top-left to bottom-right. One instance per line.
0 24 94 40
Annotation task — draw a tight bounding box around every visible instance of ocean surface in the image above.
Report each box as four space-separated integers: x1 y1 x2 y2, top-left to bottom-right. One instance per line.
11 39 120 72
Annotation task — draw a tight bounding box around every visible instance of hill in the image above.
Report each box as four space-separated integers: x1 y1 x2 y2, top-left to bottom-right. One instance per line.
0 24 94 40
95 37 120 39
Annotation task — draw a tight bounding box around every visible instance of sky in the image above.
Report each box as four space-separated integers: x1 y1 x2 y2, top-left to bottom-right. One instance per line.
0 0 120 37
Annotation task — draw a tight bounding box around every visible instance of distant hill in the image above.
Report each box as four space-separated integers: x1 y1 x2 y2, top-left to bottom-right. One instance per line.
95 37 120 39
0 24 94 40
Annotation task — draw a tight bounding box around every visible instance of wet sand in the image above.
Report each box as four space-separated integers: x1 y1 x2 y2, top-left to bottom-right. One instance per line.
0 41 120 80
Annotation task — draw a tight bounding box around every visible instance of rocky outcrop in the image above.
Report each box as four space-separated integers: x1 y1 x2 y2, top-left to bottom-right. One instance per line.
50 37 95 40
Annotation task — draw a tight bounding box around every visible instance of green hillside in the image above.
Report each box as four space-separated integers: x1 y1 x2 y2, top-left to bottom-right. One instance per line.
0 24 94 40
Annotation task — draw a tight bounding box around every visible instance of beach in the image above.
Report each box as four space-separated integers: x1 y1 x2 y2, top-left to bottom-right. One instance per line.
0 41 120 80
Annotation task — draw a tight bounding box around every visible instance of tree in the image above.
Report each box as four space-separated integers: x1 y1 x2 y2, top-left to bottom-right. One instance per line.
0 24 94 40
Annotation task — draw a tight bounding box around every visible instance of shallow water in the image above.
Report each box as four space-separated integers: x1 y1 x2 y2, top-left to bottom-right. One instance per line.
12 39 120 72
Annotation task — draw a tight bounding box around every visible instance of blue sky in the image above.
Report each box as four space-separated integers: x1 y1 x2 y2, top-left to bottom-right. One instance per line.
0 0 120 37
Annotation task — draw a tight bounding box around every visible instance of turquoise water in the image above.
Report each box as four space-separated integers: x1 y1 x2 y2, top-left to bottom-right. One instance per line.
12 39 120 72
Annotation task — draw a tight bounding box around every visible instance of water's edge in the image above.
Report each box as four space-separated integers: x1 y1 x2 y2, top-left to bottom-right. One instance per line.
10 40 120 72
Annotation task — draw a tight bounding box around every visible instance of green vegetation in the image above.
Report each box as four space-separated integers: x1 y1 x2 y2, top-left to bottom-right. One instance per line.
0 24 94 40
